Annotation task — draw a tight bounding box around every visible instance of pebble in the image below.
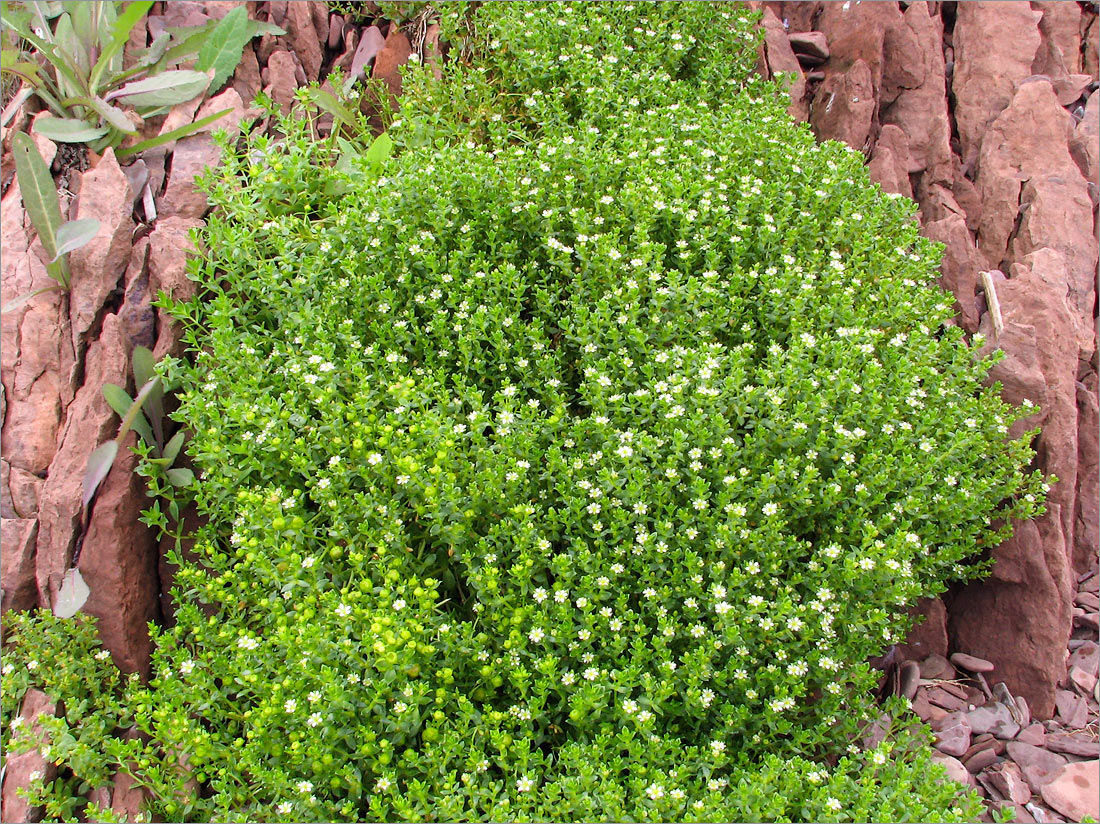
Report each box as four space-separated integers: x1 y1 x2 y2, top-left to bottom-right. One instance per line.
1045 733 1100 758
1067 642 1099 678
982 761 1032 805
1017 723 1047 747
932 711 973 757
967 702 1021 740
932 752 974 786
964 747 1000 774
1007 742 1068 793
919 653 956 681
1040 761 1100 823
951 652 996 672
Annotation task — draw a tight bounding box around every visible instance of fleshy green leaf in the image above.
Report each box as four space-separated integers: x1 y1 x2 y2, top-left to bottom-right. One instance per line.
105 70 210 108
101 382 134 419
31 115 109 143
364 131 394 168
82 441 118 509
12 131 62 260
88 0 153 93
195 5 250 93
166 467 194 488
52 218 101 261
162 430 187 465
53 567 90 619
115 107 230 159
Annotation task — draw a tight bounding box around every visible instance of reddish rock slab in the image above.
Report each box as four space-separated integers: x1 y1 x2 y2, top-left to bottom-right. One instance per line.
758 8 808 121
69 149 134 351
950 251 1081 721
1045 733 1100 758
762 1 820 35
967 702 1021 740
264 49 304 115
922 211 986 332
0 689 58 824
879 1 952 182
231 42 263 105
282 0 323 83
952 652 996 673
952 1 1042 168
812 0 903 102
1 182 77 479
1055 688 1089 729
809 57 875 151
1034 1 1083 75
1017 723 1046 747
159 90 247 221
1040 760 1099 823
932 752 975 787
983 760 1032 805
897 595 948 661
80 442 159 678
1008 741 1068 793
34 315 132 609
963 747 1000 774
373 26 414 102
867 123 912 197
1 518 38 613
919 653 957 681
147 217 204 362
1074 371 1099 575
350 25 386 85
1067 641 1099 680
788 30 828 61
932 711 973 757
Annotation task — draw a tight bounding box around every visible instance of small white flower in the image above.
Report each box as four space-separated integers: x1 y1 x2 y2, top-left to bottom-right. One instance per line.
335 603 352 618
284 699 297 712
277 802 293 815
646 783 665 800
528 627 545 643
376 777 392 792
826 797 842 812
516 775 535 792
306 712 322 727
301 556 316 569
297 780 313 793
179 659 195 674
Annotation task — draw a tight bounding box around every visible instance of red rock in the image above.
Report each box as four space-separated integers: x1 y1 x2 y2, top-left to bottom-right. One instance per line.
1008 741 1068 793
146 217 204 361
1067 641 1099 679
1067 665 1098 697
34 316 132 609
1084 15 1098 80
1045 733 1100 758
281 0 322 82
263 49 303 115
976 79 1090 288
0 689 58 824
80 442 159 678
788 30 828 61
1 518 38 613
68 148 133 350
1 181 75 480
931 752 974 786
920 653 957 681
1040 760 1099 823
968 702 1021 740
932 711 973 757
1055 688 1089 728
964 747 1000 774
158 91 246 222
1074 371 1099 574
868 124 912 197
812 0 903 103
879 1 953 180
911 688 948 723
350 25 386 85
952 652 996 673
951 251 1081 721
1035 1 1083 75
372 27 413 102
758 9 808 121
984 761 1033 805
809 57 875 151
423 22 443 81
763 1 820 35
1076 592 1100 610
1016 723 1047 747
4 463 42 520
922 212 986 332
192 88 250 140
232 41 263 105
952 1 1042 168
927 685 970 713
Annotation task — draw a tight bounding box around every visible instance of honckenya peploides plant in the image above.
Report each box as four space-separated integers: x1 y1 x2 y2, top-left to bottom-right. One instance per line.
2 3 1044 822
